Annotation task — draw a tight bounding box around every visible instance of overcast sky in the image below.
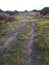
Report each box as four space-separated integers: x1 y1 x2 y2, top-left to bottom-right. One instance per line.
0 0 49 11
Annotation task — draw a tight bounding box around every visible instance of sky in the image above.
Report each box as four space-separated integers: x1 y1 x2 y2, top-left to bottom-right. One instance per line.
0 0 49 11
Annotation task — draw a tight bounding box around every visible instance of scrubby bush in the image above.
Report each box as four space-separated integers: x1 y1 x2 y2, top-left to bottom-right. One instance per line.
40 7 49 15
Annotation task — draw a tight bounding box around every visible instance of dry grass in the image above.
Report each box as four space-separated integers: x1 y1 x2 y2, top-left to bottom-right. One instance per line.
37 20 49 26
35 18 49 65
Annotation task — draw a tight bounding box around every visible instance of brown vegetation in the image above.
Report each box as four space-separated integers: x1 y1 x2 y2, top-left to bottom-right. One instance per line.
0 13 15 23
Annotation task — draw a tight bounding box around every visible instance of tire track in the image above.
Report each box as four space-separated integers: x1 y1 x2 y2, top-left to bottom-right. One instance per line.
0 22 27 56
23 22 36 65
4 22 26 48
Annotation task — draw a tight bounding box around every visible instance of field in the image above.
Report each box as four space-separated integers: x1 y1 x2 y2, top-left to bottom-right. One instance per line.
0 12 49 65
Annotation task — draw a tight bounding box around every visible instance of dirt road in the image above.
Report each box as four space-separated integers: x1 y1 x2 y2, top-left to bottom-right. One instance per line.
0 14 38 65
23 22 38 65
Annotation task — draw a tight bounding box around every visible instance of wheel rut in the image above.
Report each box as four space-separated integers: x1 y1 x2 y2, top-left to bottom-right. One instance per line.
23 22 37 65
